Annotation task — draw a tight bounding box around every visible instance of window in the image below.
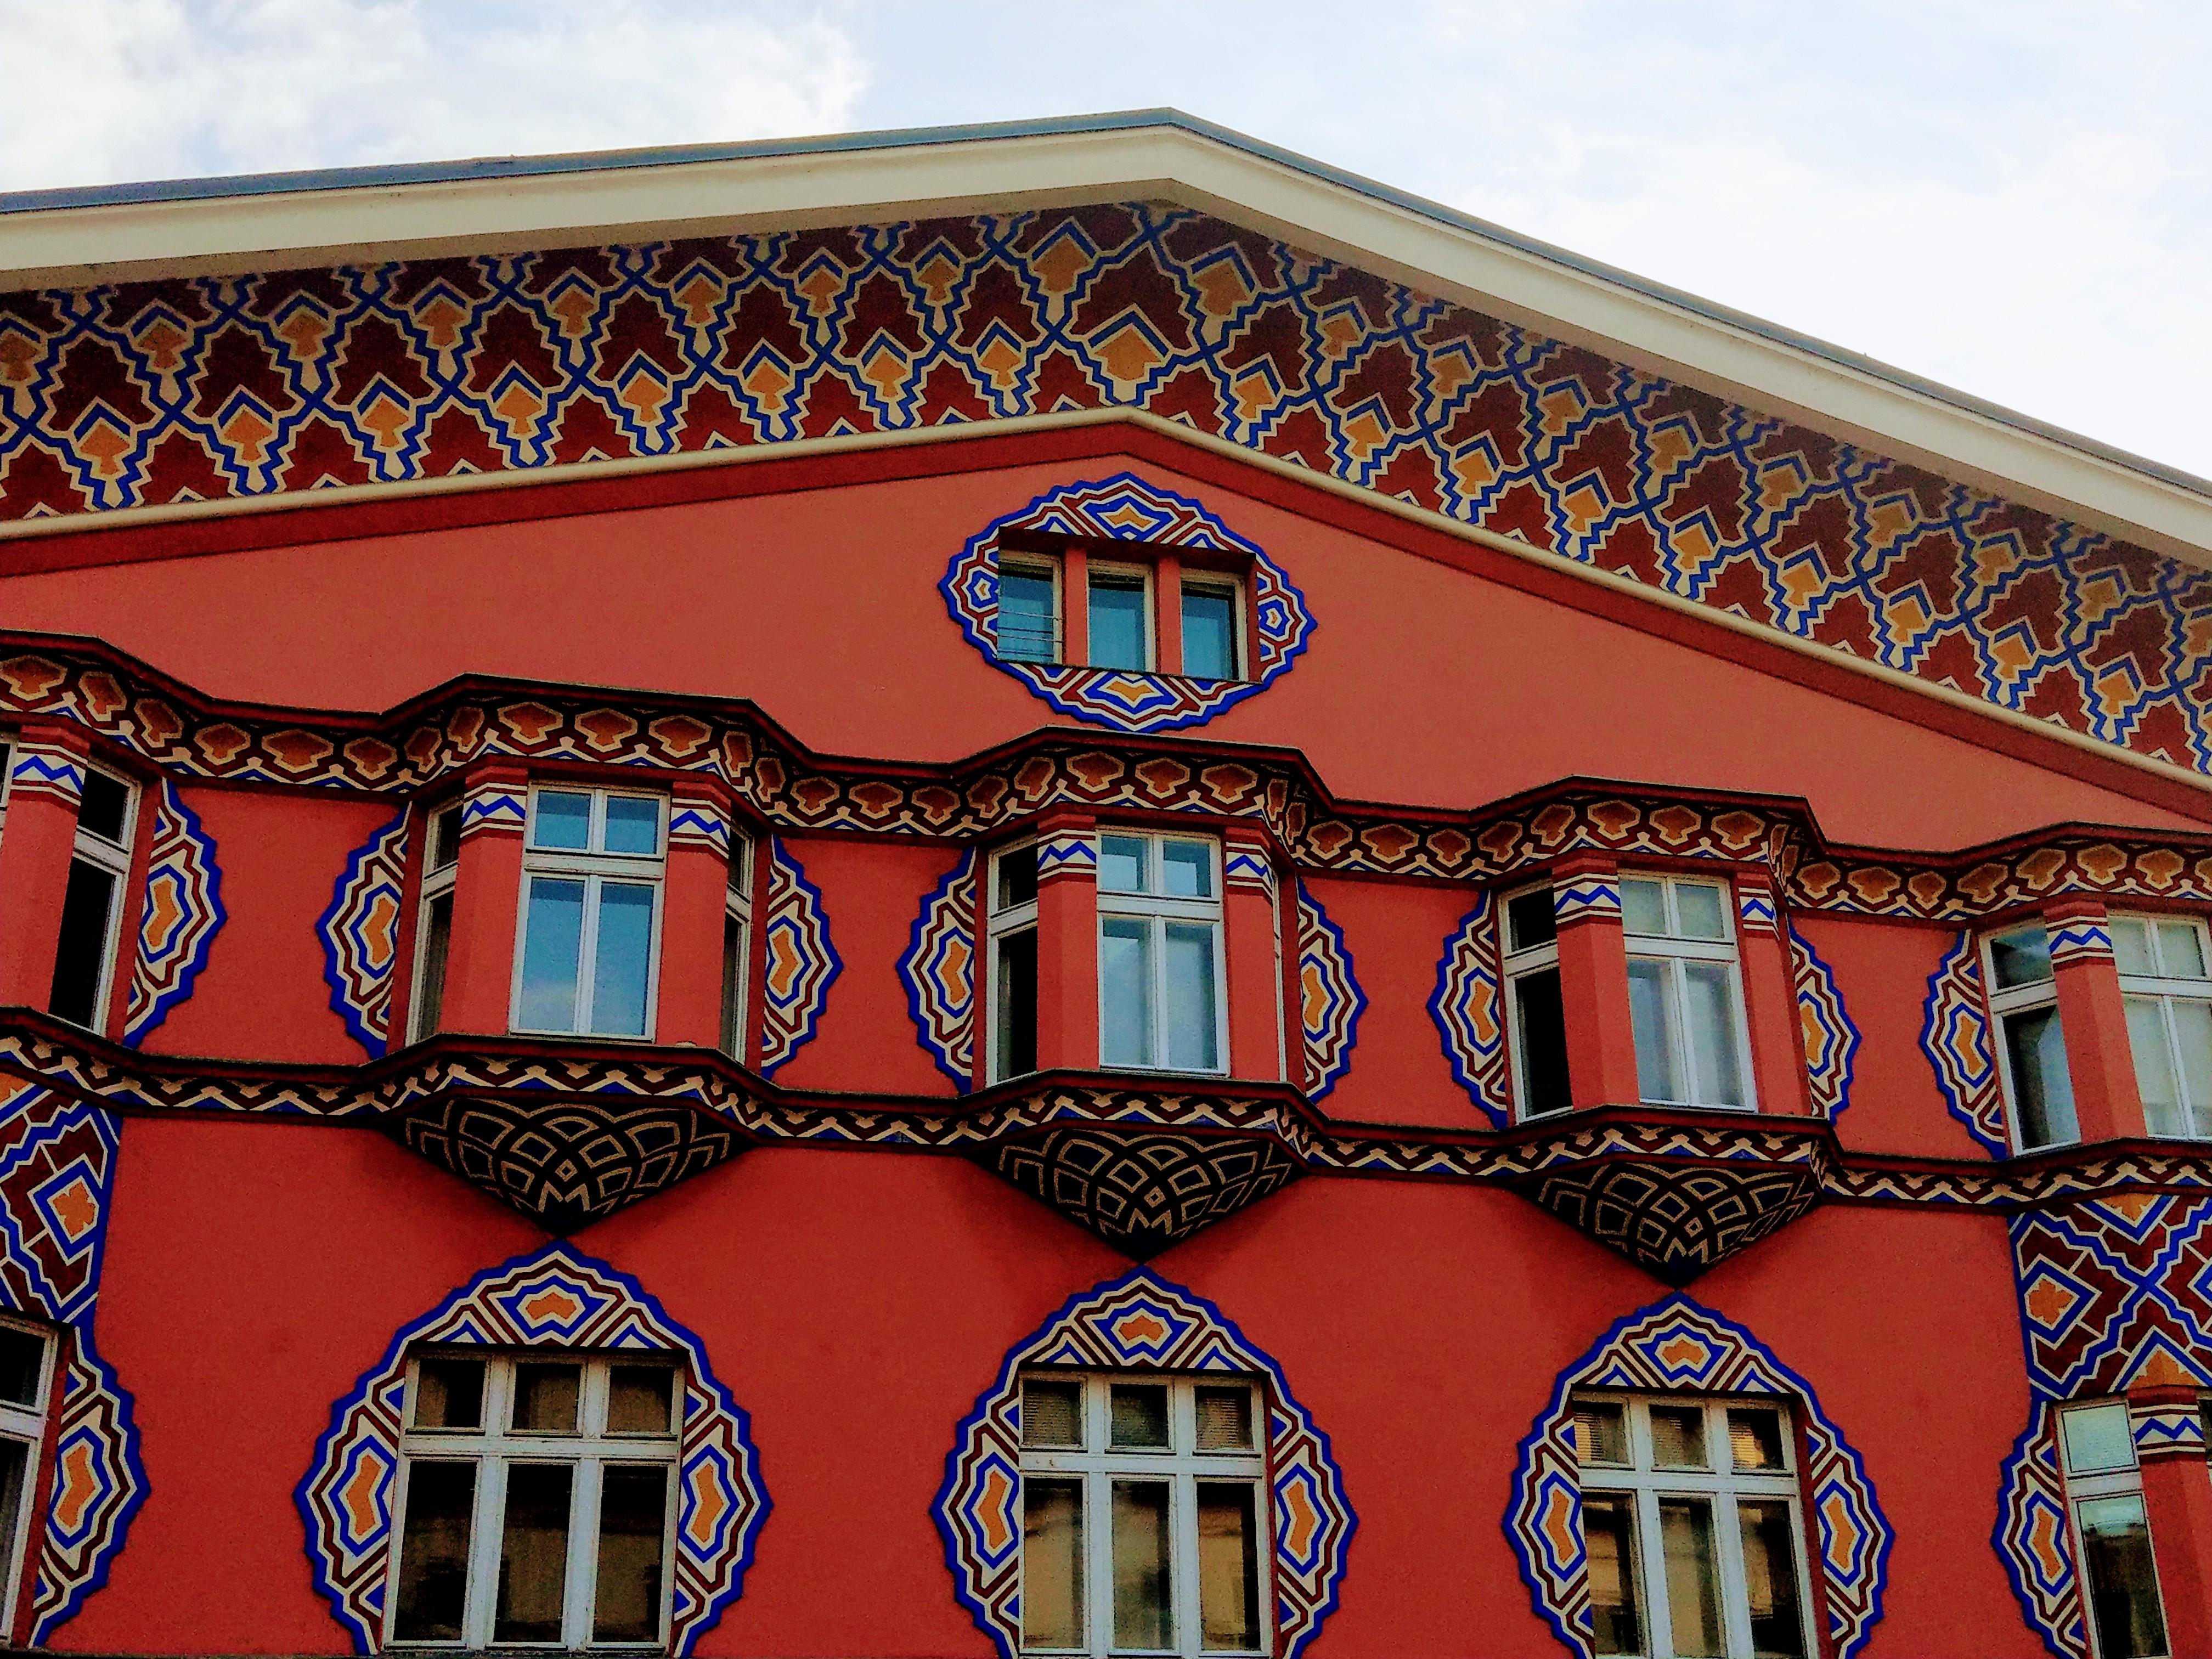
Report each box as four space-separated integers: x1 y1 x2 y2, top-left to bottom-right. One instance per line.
410 802 465 1043
990 538 1248 681
1573 1393 1813 1659
1178 579 1242 684
990 841 1040 1084
0 1321 53 1634
2113 914 2212 1140
1502 884 1571 1117
2057 1401 2168 1659
1621 877 1751 1110
1088 563 1153 673
1097 833 1224 1074
997 560 1062 664
49 767 135 1032
1018 1373 1268 1657
389 1351 681 1650
1985 926 2080 1150
719 834 755 1058
514 789 664 1040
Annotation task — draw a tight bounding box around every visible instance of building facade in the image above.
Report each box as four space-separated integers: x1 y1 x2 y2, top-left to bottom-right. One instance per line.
0 114 2209 1657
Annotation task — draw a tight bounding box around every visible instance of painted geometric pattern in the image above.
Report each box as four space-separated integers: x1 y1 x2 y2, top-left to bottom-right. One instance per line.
989 1127 1302 1257
1789 925 1859 1119
1430 892 1511 1127
759 838 840 1076
1921 934 2008 1155
1995 1403 2088 1659
899 849 977 1090
1296 882 1363 1101
1508 1295 1891 1659
2009 1195 2212 1402
940 472 1315 730
934 1268 1353 1659
297 1242 769 1655
1519 1161 1821 1284
315 808 409 1056
0 1080 144 1643
4 207 2205 774
121 780 224 1045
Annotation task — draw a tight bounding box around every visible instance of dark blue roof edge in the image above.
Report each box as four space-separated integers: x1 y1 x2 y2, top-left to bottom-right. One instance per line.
7 107 2208 504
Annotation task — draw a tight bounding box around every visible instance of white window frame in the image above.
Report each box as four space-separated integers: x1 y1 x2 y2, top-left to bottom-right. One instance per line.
410 800 466 1044
1086 558 1156 673
720 832 755 1059
1573 1392 1818 1659
0 1316 55 1638
55 764 137 1036
1096 831 1228 1076
1500 880 1566 1120
1621 874 1756 1111
510 787 667 1041
1982 924 2076 1153
996 555 1065 665
1017 1370 1272 1658
386 1350 683 1652
2112 912 2212 1141
2056 1400 2171 1659
1175 572 1246 683
988 838 1041 1085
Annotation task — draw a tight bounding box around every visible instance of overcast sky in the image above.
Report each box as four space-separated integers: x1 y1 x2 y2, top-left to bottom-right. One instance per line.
4 1 2207 479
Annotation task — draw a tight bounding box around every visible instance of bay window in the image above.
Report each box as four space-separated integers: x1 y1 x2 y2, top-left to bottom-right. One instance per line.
2112 914 2212 1140
989 840 1040 1084
389 1351 681 1650
2057 1401 2168 1659
1098 833 1224 1074
410 801 464 1042
1621 876 1752 1110
48 766 135 1032
1573 1393 1813 1659
1502 882 1571 1118
514 788 664 1040
1985 926 2080 1150
0 1320 54 1635
1018 1372 1268 1658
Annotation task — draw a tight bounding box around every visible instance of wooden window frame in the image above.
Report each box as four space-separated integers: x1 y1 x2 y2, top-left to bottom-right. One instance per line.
509 786 668 1041
1621 873 1757 1111
1095 830 1229 1077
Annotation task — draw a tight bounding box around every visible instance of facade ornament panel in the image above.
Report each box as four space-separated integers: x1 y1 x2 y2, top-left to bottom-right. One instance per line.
758 839 840 1076
1294 881 1363 1101
122 780 225 1045
317 809 410 1057
899 849 977 1090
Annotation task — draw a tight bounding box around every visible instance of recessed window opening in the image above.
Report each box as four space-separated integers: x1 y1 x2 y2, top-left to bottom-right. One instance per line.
997 561 1062 664
2056 1400 2168 1659
411 802 466 1043
1087 565 1152 674
0 1318 53 1635
1502 883 1571 1117
1984 925 2079 1150
719 833 756 1059
2112 913 2212 1141
1097 833 1226 1075
1621 876 1752 1110
49 766 136 1032
989 841 1040 1084
992 532 1250 682
514 788 665 1040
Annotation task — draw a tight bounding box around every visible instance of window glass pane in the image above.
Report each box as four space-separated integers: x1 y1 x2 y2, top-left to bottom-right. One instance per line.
2171 998 2212 1137
1163 922 1221 1071
589 881 657 1037
77 772 129 844
602 795 661 856
2113 918 2158 977
392 1459 475 1643
593 1464 669 1643
1573 1401 1628 1466
1659 1496 1725 1659
47 858 119 1028
1195 1386 1255 1452
518 877 586 1031
996 927 1039 1080
1621 878 1668 938
2126 997 2185 1137
1159 839 1212 898
1098 835 1148 894
1110 1384 1170 1449
1506 888 1556 953
1089 574 1150 672
2078 1493 2168 1659
1649 1404 1708 1469
1728 1407 1787 1472
1674 882 1728 940
531 789 591 850
1582 1491 1644 1656
431 804 465 871
1182 586 1238 682
1683 961 1748 1107
1737 1498 1808 1658
0 1328 42 1408
1627 958 1680 1104
1022 1477 1084 1650
413 1357 485 1431
1197 1482 1260 1651
511 1363 581 1434
1991 927 2056 989
728 836 753 898
0 1438 25 1630
997 566 1059 663
720 915 746 1057
1514 968 1572 1115
2006 1005 2080 1148
2162 921 2208 979
1022 1379 1084 1448
607 1366 676 1436
1111 1480 1173 1651
416 892 454 1037
1100 918 1155 1068
493 1461 573 1643
2061 1402 2136 1474
996 843 1039 911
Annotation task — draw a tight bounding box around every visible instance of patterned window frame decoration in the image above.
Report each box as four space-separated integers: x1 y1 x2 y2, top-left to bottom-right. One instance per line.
1996 1402 2088 1659
940 472 1317 733
899 849 978 1090
1430 891 1511 1127
0 1079 145 1644
934 1267 1355 1659
1296 881 1365 1101
759 838 841 1076
1507 1294 1892 1659
1788 924 1859 1119
1920 934 2008 1155
316 809 410 1057
296 1240 770 1656
121 780 225 1046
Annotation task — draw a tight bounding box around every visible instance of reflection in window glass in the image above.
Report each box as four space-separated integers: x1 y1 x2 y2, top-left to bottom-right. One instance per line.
1023 1477 1085 1649
1110 1384 1170 1449
1197 1483 1259 1650
531 789 592 851
1660 1497 1724 1659
1181 586 1237 682
519 877 588 1031
1090 574 1150 672
1627 958 1679 1103
2078 1494 2166 1659
590 882 657 1037
1100 918 1154 1067
393 1460 476 1642
493 1461 573 1643
1583 1492 1643 1657
592 1465 669 1643
1738 1499 1807 1657
2004 1006 2079 1148
1111 1481 1173 1651
1991 927 2055 989
1163 923 1220 1071
998 566 1060 663
602 795 661 856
